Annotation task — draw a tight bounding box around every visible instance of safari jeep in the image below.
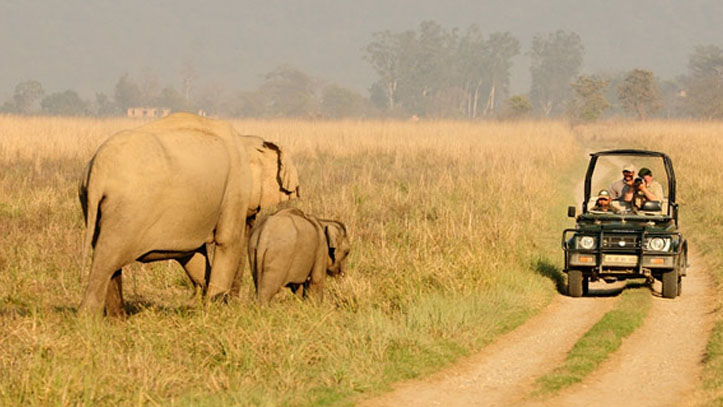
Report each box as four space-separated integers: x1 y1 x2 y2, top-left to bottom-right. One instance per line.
562 149 687 298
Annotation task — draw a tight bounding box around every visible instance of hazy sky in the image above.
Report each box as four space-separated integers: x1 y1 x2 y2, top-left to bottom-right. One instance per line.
2 0 721 100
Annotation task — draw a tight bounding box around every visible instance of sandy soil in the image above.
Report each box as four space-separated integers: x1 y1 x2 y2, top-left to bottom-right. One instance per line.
357 154 715 407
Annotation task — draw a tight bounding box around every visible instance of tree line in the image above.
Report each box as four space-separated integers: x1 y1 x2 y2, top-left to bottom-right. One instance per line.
2 21 722 120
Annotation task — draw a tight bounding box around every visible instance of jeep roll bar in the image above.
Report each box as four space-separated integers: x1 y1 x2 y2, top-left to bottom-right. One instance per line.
583 149 676 217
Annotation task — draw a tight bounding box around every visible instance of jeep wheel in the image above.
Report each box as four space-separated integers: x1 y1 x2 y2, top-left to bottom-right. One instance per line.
568 270 584 297
662 270 678 299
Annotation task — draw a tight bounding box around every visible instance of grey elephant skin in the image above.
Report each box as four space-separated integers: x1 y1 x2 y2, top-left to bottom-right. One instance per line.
78 113 299 317
248 208 350 303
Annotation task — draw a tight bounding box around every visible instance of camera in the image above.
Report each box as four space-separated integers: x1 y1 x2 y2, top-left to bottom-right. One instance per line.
634 177 644 186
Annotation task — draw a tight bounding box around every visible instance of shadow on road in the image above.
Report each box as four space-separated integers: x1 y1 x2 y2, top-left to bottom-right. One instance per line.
534 258 566 294
533 258 649 298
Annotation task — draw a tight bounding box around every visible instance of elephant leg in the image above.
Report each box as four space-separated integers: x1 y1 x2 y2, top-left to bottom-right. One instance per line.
229 259 246 298
306 280 324 302
206 242 245 301
104 269 125 318
288 283 305 299
79 242 130 317
229 222 253 297
206 203 249 301
255 269 285 304
257 281 280 304
176 247 210 300
306 262 327 302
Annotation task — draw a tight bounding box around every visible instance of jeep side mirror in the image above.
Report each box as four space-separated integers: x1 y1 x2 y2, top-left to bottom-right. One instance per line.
567 206 576 218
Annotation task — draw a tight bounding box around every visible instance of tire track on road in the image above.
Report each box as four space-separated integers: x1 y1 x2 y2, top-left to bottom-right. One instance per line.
522 253 714 407
357 290 619 407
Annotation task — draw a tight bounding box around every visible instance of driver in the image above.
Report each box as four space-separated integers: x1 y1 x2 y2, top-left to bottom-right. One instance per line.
591 189 619 213
609 164 635 199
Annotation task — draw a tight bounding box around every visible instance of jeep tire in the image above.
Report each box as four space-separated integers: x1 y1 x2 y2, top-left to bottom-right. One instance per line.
568 270 584 297
662 270 678 299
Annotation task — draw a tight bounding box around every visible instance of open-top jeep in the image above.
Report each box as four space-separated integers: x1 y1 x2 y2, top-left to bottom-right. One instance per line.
562 149 688 298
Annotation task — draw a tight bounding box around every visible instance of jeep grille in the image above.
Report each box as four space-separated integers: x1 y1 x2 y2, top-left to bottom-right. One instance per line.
601 235 640 249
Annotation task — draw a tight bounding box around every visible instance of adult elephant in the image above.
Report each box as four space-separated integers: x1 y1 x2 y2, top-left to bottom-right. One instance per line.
77 113 299 317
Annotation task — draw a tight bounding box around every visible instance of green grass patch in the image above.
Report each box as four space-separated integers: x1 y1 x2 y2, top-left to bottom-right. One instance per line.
530 283 651 397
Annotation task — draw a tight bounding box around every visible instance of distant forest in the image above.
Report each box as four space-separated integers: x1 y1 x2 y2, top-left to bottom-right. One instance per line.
2 21 722 120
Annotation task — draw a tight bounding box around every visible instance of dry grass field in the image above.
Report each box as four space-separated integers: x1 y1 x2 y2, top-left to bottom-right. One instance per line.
0 116 578 406
3 116 722 406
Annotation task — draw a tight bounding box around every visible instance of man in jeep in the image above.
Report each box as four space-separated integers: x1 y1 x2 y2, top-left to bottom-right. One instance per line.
623 167 664 209
609 163 635 199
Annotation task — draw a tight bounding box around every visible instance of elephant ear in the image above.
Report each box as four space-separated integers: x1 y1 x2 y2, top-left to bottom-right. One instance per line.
263 141 299 195
324 222 347 254
324 225 338 249
324 225 338 263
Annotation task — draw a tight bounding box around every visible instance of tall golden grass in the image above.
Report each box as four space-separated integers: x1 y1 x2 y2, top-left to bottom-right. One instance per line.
1 115 578 406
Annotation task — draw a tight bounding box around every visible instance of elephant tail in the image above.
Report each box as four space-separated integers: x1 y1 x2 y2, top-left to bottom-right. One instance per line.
78 160 103 269
252 246 268 292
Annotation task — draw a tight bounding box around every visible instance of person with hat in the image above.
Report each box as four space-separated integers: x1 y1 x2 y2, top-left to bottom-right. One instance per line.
623 166 663 205
591 189 619 213
609 163 635 199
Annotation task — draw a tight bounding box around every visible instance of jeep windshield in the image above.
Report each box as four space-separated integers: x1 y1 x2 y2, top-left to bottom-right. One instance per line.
582 150 676 222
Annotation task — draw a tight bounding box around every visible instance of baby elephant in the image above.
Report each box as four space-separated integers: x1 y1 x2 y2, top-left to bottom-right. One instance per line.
248 207 350 303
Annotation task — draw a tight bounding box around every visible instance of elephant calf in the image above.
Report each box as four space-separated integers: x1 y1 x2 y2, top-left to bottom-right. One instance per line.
248 208 350 303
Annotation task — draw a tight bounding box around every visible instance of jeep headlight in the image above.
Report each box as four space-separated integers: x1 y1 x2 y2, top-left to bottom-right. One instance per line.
577 236 597 250
645 237 671 252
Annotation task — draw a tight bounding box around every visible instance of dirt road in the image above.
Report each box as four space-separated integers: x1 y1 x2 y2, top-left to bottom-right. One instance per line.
526 256 713 407
357 155 714 407
357 256 712 407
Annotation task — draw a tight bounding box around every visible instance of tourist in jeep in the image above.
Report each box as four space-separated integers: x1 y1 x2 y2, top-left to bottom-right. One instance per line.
623 167 664 208
591 189 620 213
609 163 635 199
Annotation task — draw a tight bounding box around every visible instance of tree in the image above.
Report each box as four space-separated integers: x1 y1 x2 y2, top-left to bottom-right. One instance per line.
501 95 533 119
155 86 191 112
684 45 723 119
529 30 585 116
401 21 455 116
258 65 319 117
569 75 610 121
320 84 370 118
226 90 268 117
180 60 198 104
364 29 408 112
0 100 16 114
113 73 142 112
617 69 661 119
94 92 118 116
194 84 227 115
137 68 160 106
40 90 88 116
365 22 519 118
658 77 687 118
13 80 44 114
480 32 520 116
454 25 488 118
